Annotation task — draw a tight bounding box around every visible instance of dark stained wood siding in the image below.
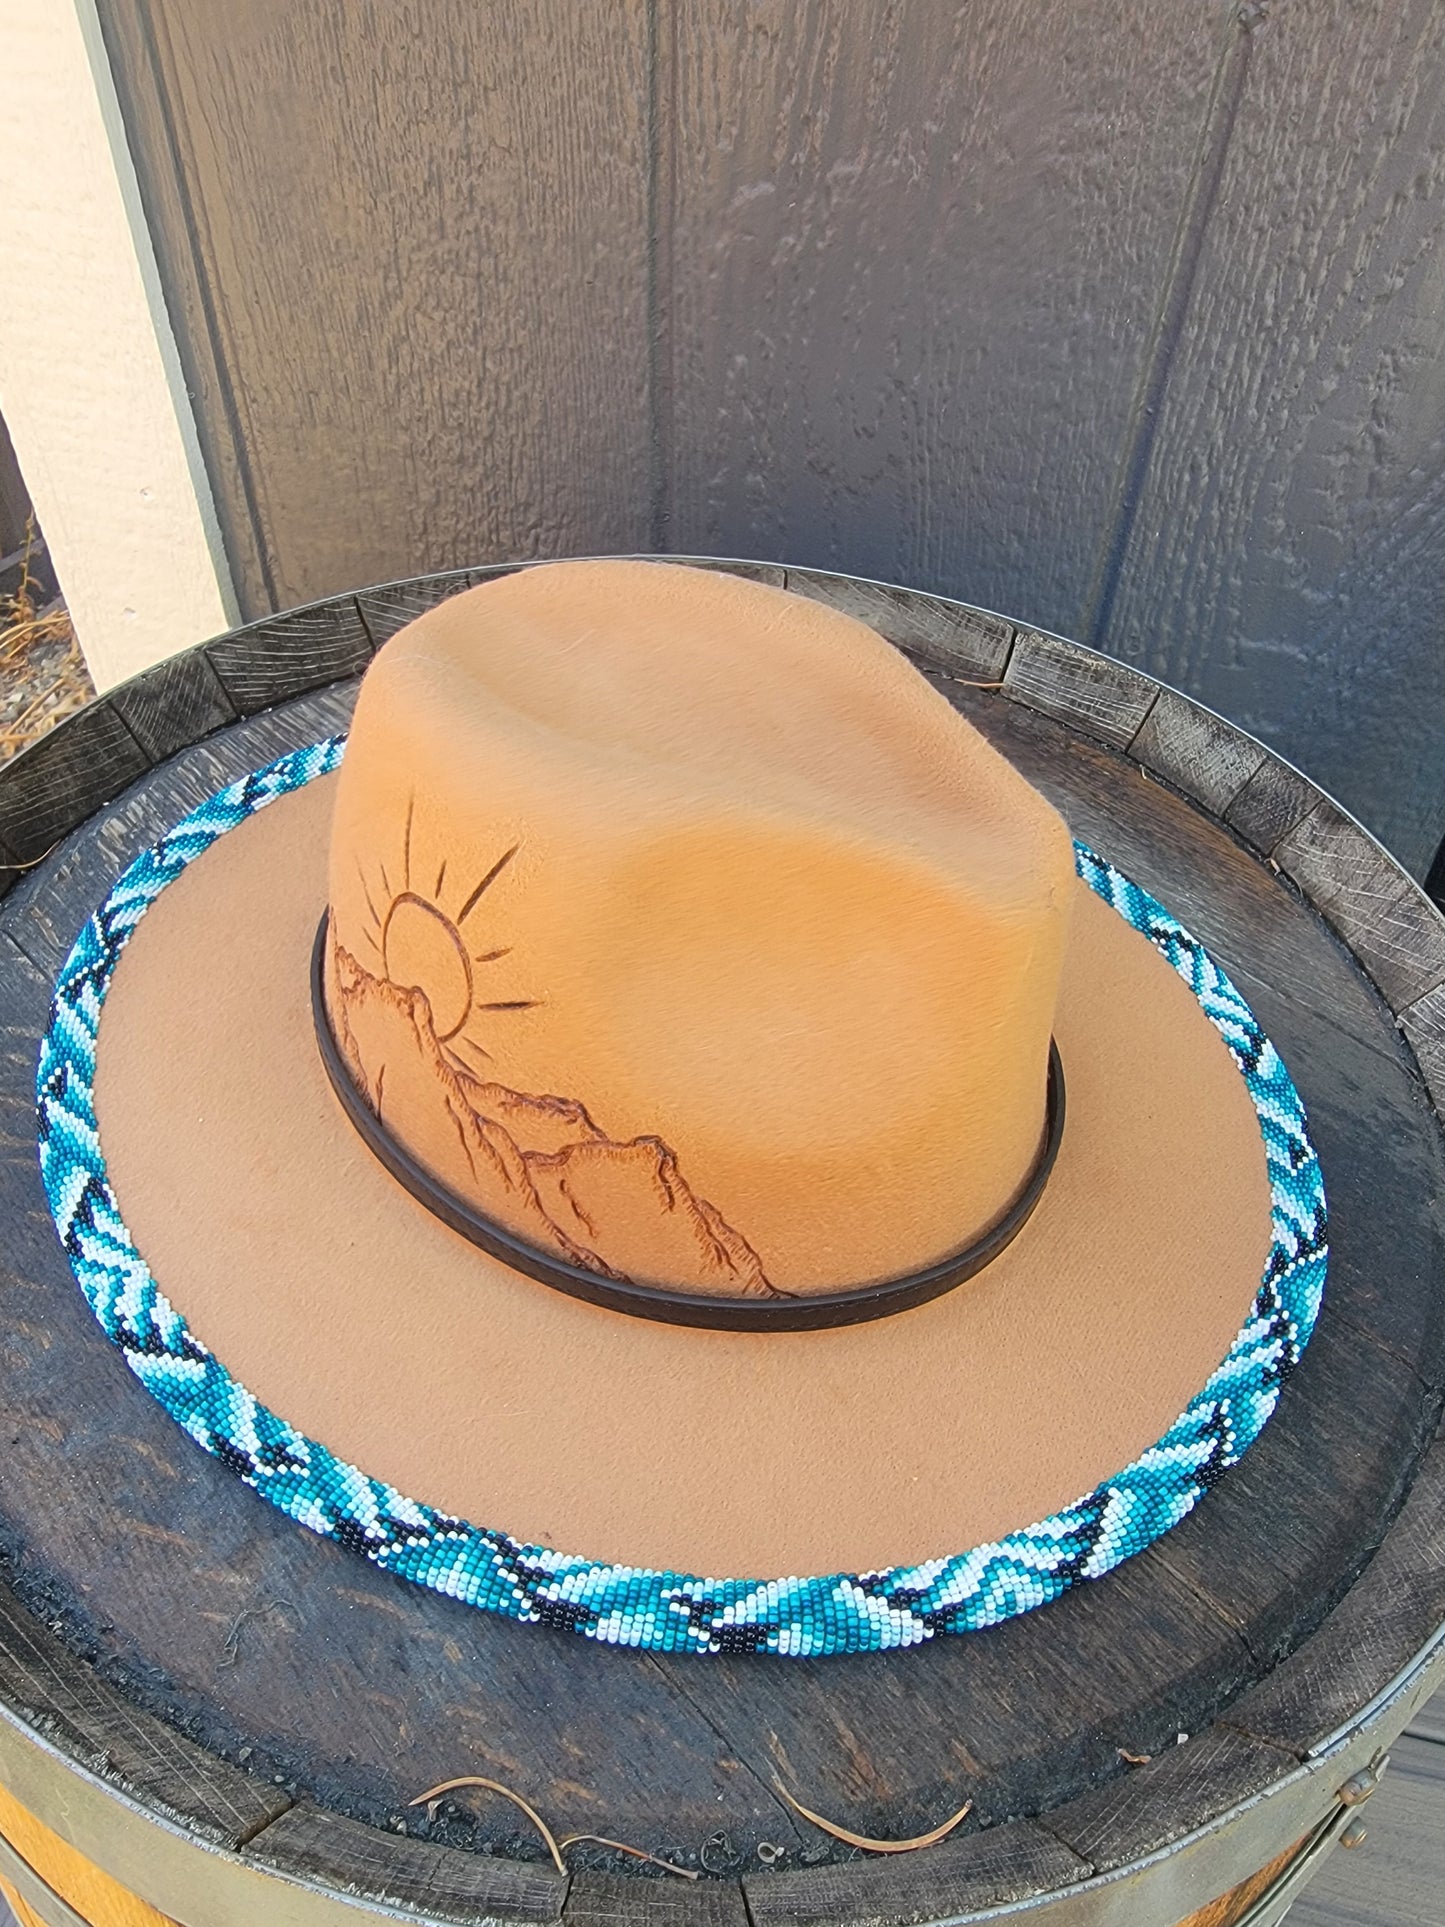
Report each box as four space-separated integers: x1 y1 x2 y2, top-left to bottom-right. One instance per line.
665 1 1220 630
0 416 33 565
1098 0 1445 877
98 0 654 616
98 0 1445 873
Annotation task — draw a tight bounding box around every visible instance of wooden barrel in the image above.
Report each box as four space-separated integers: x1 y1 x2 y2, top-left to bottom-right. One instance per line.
0 562 1441 1927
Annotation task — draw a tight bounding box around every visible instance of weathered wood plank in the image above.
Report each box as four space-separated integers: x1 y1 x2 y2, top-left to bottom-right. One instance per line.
1396 981 1445 1119
1099 0 1445 879
1221 1445 1445 1758
108 647 238 766
0 834 23 909
1002 630 1157 750
1222 758 1321 859
1127 688 1267 821
0 1580 291 1852
1273 803 1445 1013
566 1873 748 1927
1287 1732 1445 1926
0 704 150 871
357 561 792 657
99 0 653 613
667 1 1222 634
1039 1725 1298 1875
648 1550 1256 1842
244 1802 566 1925
355 569 520 649
205 598 374 713
0 684 359 983
743 1821 1086 1927
1133 1272 1438 1676
673 559 788 589
783 571 1014 682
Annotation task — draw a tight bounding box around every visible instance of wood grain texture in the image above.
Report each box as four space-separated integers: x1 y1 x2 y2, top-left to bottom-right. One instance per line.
664 0 1221 634
566 1873 748 1927
0 1548 290 1853
1038 1725 1298 1876
1220 1445 1445 1758
1002 631 1158 750
108 647 237 766
244 1802 566 1926
355 568 521 650
1272 803 1445 1013
741 1821 1086 1927
0 703 149 871
1100 0 1445 878
1127 690 1267 822
97 0 654 616
205 598 373 713
0 839 24 910
1397 980 1445 1118
95 0 1445 891
0 660 1439 1896
783 570 1014 682
1177 1841 1308 1927
655 558 788 590
1134 1314 1436 1679
645 1547 1256 1840
1222 758 1322 860
0 684 359 984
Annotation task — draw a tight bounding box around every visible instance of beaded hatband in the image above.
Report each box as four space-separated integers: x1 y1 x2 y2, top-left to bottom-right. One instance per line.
36 739 1328 1657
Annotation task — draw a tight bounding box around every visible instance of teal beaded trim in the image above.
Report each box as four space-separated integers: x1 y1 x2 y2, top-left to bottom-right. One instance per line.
36 739 1327 1656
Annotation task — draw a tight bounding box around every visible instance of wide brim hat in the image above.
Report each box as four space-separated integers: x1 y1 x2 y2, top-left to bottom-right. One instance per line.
37 559 1325 1657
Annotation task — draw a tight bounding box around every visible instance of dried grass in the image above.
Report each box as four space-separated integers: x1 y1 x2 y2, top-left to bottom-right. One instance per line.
0 525 94 763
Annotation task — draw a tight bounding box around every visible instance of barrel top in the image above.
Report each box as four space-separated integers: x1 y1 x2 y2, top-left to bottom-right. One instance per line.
0 561 1441 1927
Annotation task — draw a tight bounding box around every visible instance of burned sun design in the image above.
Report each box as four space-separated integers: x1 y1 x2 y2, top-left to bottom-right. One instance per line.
329 798 785 1299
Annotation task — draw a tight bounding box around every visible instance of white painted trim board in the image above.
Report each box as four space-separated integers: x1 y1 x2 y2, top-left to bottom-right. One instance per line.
0 0 238 688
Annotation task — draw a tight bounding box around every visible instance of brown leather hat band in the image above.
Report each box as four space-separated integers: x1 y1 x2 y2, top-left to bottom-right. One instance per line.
310 914 1065 1331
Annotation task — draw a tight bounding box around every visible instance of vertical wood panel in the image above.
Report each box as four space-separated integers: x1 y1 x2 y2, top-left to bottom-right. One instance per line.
0 416 33 564
1101 0 1445 875
97 0 1445 878
664 0 1228 637
99 0 654 616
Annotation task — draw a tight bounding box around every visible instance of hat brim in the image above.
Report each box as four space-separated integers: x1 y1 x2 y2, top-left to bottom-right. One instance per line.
41 739 1326 1655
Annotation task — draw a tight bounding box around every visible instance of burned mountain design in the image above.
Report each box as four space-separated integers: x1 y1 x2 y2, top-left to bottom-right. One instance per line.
327 935 783 1298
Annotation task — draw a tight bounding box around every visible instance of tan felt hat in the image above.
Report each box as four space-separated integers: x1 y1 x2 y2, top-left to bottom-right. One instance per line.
41 560 1327 1657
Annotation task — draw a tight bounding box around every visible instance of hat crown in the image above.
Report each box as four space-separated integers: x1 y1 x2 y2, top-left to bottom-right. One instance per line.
323 560 1074 1296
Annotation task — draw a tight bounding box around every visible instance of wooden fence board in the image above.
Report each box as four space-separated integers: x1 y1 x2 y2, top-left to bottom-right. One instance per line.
98 0 655 615
666 0 1223 636
1100 0 1445 877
